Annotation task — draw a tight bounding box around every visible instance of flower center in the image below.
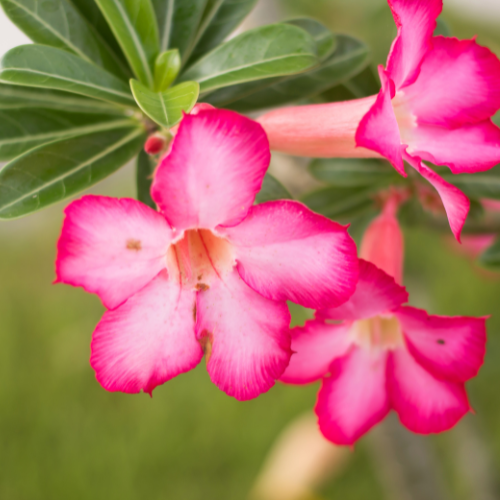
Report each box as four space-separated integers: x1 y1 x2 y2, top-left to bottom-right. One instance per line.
351 315 403 351
392 91 417 146
167 229 234 290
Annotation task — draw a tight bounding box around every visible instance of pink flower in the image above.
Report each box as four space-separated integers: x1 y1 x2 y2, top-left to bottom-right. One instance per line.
281 200 487 445
258 0 500 241
55 109 358 401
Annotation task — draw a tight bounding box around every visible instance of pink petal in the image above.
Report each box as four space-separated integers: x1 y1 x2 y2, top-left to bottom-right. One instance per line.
386 0 442 88
257 97 380 159
56 195 172 310
317 260 408 322
356 67 406 175
90 271 202 395
395 306 486 383
281 320 352 385
316 347 390 445
404 152 470 242
151 109 270 232
219 201 358 310
402 37 500 127
195 269 291 401
409 120 500 174
388 347 470 434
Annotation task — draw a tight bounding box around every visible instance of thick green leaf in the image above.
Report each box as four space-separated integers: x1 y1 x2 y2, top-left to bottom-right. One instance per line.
309 158 402 187
478 237 500 270
321 64 379 102
0 109 137 161
95 0 160 87
254 174 293 204
441 166 500 200
208 34 368 111
179 23 319 94
0 0 128 79
285 18 336 60
185 0 258 65
0 127 146 218
136 149 156 208
0 84 126 114
154 49 181 91
0 45 136 107
301 185 377 221
154 0 207 58
131 79 199 128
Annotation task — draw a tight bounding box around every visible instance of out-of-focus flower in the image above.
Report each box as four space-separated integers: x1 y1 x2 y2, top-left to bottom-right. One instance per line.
281 199 487 445
55 109 358 401
258 0 500 241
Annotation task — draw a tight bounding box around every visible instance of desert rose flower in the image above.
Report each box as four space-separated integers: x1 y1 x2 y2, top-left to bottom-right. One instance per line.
55 109 358 401
281 198 486 445
258 0 500 241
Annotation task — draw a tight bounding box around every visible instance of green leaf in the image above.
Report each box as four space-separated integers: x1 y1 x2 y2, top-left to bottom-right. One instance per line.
136 149 156 209
0 109 136 161
179 23 319 94
301 185 377 221
154 49 181 91
441 166 500 200
0 84 126 114
0 45 136 107
131 79 199 128
254 174 293 204
185 0 258 65
478 237 500 270
321 64 379 102
285 18 336 60
0 127 146 219
208 34 368 111
0 0 128 79
309 158 401 187
94 0 160 87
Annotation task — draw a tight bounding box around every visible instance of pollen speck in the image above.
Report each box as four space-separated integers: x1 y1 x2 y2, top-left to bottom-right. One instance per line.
195 283 209 292
192 303 197 322
437 339 445 345
126 239 142 251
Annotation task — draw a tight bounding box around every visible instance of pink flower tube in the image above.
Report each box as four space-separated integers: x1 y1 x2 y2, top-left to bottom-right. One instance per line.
55 109 358 401
281 200 487 445
258 0 500 241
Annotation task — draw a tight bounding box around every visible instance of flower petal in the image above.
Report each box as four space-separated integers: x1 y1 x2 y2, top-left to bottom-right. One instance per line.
408 120 500 174
388 347 470 434
402 37 500 127
219 201 358 310
386 0 442 88
151 109 270 232
195 269 291 401
356 67 406 175
316 347 390 445
56 195 172 310
395 306 486 383
90 271 202 395
404 152 470 242
317 260 408 322
281 320 352 385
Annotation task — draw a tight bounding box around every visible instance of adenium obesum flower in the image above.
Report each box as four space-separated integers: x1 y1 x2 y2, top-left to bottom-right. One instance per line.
258 0 500 241
55 109 358 401
281 197 487 445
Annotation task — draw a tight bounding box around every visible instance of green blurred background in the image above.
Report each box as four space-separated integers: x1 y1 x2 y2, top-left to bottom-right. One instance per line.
1 0 500 498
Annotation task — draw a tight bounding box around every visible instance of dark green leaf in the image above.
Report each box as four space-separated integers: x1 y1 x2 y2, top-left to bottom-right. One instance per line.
0 109 136 161
478 237 500 270
0 84 126 114
0 0 128 79
309 158 401 187
136 149 156 208
301 185 377 221
131 79 199 128
321 64 379 102
254 174 293 204
208 34 368 111
179 23 318 94
185 0 258 65
0 45 136 107
0 127 146 218
434 16 451 37
285 18 336 60
95 0 160 87
442 166 500 200
154 49 181 91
